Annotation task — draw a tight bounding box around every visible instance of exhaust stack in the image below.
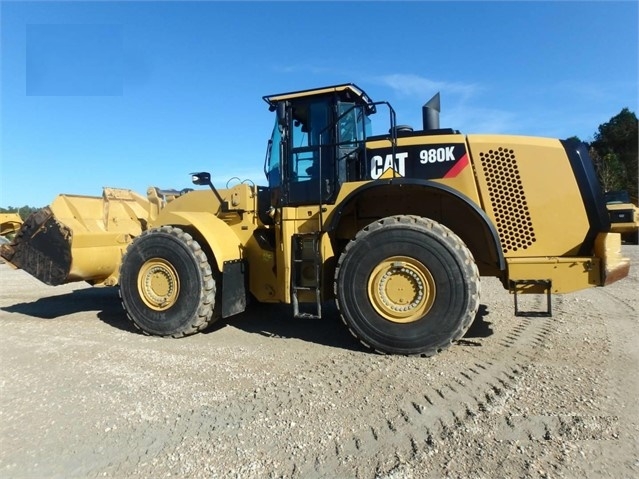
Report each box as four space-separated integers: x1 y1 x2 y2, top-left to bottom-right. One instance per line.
422 93 440 131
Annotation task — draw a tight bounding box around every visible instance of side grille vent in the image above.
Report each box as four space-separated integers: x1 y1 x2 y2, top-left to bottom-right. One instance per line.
479 147 536 253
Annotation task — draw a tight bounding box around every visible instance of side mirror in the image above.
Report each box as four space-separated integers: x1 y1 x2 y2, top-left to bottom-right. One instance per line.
190 171 228 211
191 172 211 186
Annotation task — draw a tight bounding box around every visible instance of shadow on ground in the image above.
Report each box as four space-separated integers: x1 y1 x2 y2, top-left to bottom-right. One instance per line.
457 304 493 347
2 287 138 333
3 289 494 353
217 302 364 352
223 302 495 353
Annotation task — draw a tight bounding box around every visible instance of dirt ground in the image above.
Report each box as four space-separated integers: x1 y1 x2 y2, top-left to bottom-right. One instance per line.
0 246 637 479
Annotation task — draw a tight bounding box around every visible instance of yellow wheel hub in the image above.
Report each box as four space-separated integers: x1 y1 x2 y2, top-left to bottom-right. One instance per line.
368 256 436 323
137 259 180 311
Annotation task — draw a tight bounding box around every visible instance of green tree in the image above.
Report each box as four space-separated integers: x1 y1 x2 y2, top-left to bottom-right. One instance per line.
591 108 638 199
591 148 625 192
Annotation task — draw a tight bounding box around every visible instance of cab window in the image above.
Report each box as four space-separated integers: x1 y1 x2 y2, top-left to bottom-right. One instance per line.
285 99 332 204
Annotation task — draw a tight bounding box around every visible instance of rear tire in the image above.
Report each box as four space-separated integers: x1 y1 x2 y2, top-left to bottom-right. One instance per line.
334 215 480 356
119 226 217 337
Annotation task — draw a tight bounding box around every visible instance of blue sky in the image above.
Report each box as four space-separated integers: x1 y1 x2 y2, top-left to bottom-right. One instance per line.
1 1 637 208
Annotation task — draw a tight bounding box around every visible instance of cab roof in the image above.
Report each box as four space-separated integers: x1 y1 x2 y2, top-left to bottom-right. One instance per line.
263 83 375 110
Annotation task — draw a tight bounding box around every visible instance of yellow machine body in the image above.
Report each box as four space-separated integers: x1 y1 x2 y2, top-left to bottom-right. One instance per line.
1 83 636 333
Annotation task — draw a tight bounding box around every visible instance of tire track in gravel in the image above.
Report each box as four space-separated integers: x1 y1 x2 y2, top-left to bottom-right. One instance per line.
131 305 558 478
366 325 554 476
459 288 627 453
291 308 560 477
111 306 558 479
598 286 638 314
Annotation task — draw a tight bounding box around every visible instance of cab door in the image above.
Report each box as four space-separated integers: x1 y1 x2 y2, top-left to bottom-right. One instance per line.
283 99 335 206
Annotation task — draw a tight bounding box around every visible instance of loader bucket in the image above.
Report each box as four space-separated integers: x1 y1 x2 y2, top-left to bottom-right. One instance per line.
1 207 72 285
0 188 151 286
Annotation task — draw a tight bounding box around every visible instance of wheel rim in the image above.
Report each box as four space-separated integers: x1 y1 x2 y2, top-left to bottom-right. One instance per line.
367 255 436 323
137 258 180 311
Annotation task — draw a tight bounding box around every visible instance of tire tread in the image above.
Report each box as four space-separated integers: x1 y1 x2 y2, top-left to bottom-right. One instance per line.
119 225 217 338
334 215 480 356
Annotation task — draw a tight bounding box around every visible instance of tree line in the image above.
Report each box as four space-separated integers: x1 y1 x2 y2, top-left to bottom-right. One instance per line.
587 108 638 202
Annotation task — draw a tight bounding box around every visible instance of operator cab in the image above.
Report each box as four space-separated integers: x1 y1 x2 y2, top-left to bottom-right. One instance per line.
263 84 375 206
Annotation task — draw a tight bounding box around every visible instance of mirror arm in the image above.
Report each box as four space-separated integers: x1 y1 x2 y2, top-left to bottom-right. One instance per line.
191 172 228 211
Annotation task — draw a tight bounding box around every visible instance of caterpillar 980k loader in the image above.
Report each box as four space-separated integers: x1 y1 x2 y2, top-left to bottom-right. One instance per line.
2 83 637 356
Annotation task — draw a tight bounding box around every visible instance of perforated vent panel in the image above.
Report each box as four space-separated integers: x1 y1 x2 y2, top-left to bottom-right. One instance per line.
479 147 536 253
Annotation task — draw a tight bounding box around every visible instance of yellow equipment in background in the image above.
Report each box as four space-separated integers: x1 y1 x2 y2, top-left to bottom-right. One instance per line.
0 213 23 241
604 190 639 244
2 83 638 356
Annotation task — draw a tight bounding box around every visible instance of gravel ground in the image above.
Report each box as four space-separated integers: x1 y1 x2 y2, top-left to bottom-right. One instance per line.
0 246 637 479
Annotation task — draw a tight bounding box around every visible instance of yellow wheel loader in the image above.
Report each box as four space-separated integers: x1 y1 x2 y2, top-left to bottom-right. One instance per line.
0 213 23 241
2 83 637 356
604 190 639 244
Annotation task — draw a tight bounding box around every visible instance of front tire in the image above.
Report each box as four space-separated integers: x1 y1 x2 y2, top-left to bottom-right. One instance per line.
119 226 217 337
334 215 480 356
